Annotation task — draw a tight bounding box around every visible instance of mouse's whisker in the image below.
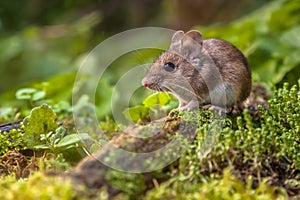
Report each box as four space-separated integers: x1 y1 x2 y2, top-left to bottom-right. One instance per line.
156 86 162 92
168 83 199 97
142 65 149 72
160 83 171 93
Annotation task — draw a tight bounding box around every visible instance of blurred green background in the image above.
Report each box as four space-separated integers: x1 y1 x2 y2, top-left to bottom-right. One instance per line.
0 0 299 119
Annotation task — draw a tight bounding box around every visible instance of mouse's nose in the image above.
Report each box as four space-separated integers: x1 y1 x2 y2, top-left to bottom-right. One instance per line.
141 78 148 87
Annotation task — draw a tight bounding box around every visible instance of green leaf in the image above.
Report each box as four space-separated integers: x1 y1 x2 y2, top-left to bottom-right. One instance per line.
15 88 37 100
32 91 46 101
56 133 91 148
0 107 14 121
123 105 149 123
268 0 300 32
280 26 300 48
162 100 179 111
283 49 300 65
0 36 24 61
23 104 58 148
52 101 72 113
55 126 66 138
142 92 171 108
32 144 50 150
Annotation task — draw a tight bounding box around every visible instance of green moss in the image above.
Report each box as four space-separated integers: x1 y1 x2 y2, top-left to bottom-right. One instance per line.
0 129 25 156
105 170 147 196
145 80 300 198
188 80 298 165
0 172 79 200
146 169 287 200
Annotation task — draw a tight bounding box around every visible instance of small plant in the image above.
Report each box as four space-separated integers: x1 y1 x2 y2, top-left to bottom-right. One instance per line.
123 92 178 123
22 104 92 162
34 126 90 154
22 104 58 148
15 87 46 107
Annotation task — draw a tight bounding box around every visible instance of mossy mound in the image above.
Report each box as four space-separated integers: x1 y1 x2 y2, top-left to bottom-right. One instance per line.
67 80 299 199
144 81 299 199
0 80 299 200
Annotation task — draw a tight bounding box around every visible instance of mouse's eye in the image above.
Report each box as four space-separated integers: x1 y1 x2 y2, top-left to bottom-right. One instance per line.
163 62 176 72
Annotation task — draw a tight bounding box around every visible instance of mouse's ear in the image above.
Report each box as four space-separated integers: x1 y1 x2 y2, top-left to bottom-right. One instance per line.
169 30 184 51
182 30 203 63
184 30 203 46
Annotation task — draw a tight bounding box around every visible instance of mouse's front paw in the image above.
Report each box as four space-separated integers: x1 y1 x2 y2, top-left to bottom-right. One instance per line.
177 100 199 112
202 104 232 115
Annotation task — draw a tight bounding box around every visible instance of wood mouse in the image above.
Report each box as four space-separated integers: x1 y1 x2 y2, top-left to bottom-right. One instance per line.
142 30 251 113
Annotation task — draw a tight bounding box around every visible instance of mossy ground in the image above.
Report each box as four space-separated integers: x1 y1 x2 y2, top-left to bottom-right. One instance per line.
0 80 299 200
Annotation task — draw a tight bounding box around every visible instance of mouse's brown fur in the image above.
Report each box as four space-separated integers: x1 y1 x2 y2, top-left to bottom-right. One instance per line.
142 30 251 112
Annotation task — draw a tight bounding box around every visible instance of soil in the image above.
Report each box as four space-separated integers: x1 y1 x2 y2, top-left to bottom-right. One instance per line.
0 150 38 179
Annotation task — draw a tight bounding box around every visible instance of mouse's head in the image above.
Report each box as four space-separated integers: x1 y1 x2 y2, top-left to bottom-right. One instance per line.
142 30 204 93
